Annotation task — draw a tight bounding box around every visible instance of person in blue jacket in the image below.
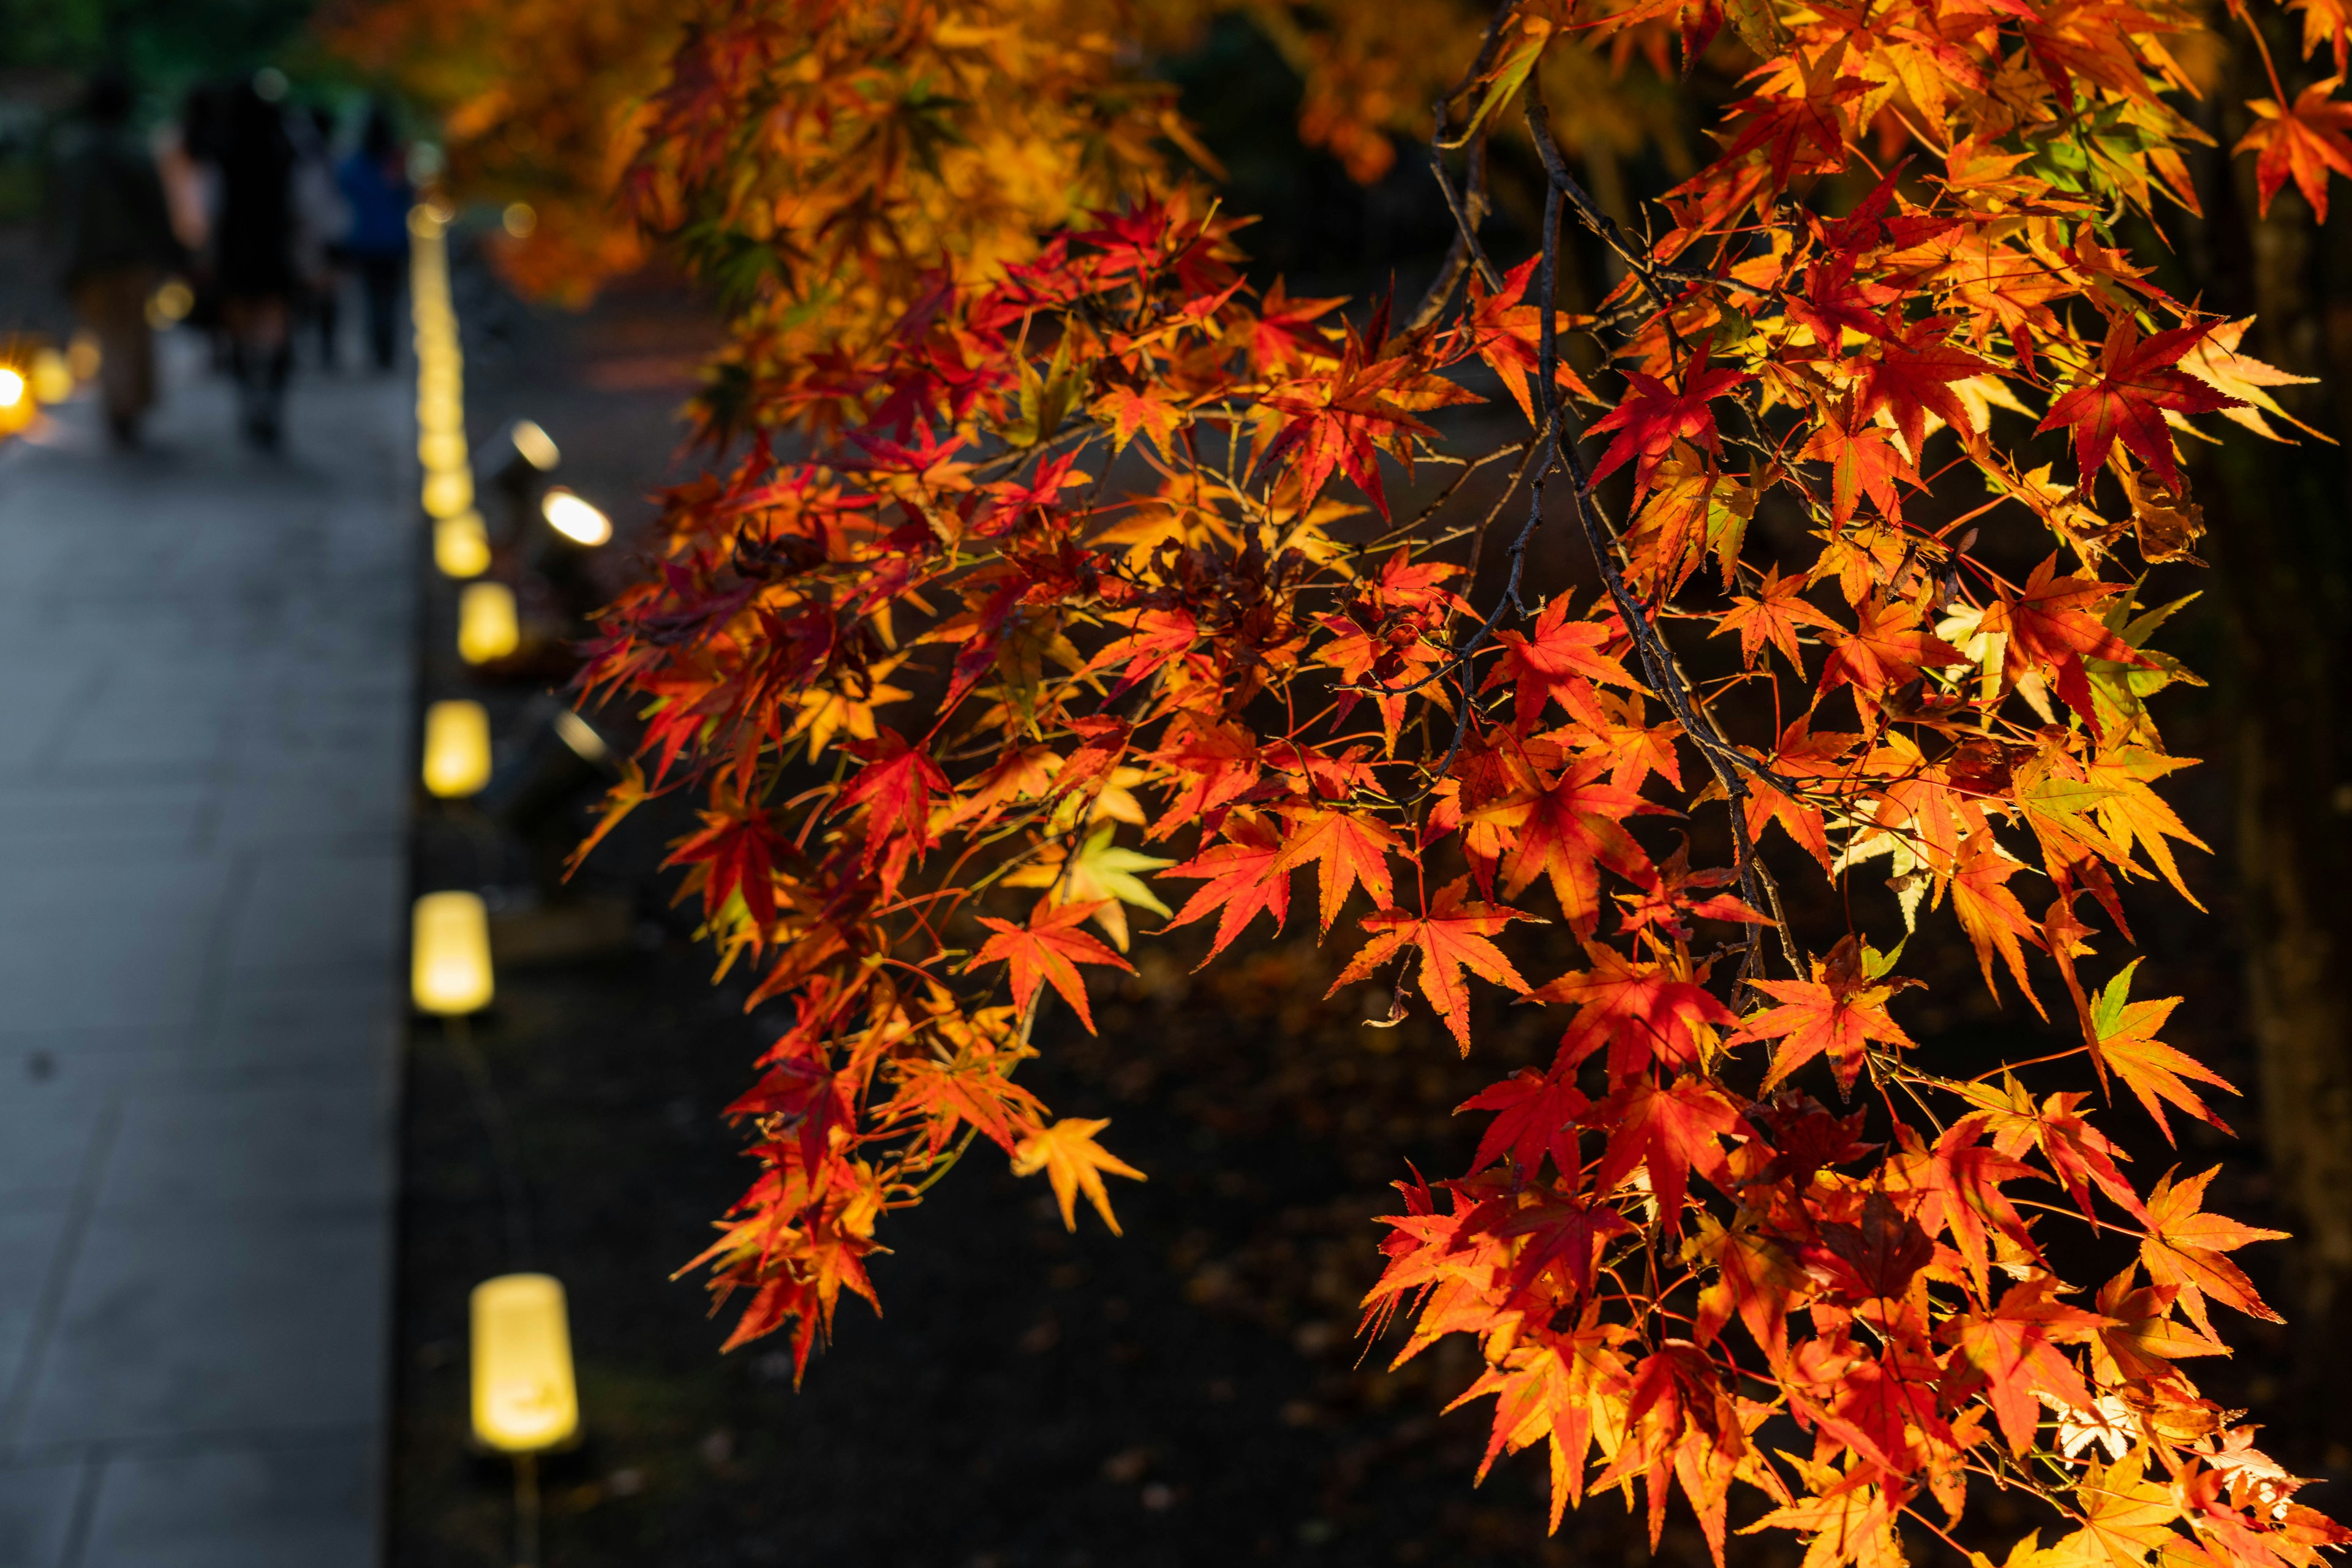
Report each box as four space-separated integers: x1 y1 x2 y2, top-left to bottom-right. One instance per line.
336 105 413 373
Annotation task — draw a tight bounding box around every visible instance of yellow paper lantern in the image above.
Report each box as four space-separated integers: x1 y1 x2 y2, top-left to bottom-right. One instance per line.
419 430 469 470
412 891 494 1015
540 488 612 546
434 511 491 578
423 467 476 519
470 1274 579 1453
458 581 519 664
422 700 494 798
29 349 73 405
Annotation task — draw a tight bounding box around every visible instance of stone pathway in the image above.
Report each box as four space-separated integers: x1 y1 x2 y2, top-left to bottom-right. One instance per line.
0 336 409 1566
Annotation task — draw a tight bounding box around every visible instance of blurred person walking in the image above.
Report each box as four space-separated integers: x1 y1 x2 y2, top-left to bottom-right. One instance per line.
51 72 181 448
336 105 412 374
217 78 299 448
291 105 350 369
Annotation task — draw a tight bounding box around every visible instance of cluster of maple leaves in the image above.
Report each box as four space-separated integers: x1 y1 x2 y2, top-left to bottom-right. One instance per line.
500 0 2352 1562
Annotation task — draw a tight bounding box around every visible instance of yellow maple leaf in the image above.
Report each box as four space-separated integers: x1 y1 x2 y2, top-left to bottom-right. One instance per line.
1011 1117 1145 1234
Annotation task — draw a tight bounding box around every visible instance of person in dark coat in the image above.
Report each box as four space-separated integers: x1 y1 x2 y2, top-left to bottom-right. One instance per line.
336 105 413 372
52 72 182 446
216 79 298 448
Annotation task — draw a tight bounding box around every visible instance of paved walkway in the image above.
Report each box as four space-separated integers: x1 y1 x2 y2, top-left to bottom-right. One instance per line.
0 337 409 1566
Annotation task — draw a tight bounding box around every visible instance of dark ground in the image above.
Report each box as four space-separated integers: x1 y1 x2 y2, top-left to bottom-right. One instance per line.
386 192 2301 1566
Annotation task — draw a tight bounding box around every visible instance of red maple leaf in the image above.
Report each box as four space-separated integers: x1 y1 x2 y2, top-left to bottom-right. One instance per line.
1585 349 1751 498
2034 317 2244 486
1528 943 1739 1078
970 900 1136 1033
1480 595 1635 730
1158 815 1293 962
1584 1073 1746 1225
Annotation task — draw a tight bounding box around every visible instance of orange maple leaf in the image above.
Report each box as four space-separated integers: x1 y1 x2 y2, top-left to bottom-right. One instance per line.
970 899 1136 1033
2139 1166 2287 1337
1732 949 1917 1095
1272 804 1400 931
1012 1117 1146 1234
1329 876 1534 1052
2238 77 2352 221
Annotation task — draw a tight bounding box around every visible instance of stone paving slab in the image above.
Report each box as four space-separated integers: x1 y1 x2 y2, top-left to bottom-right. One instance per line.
0 336 410 1567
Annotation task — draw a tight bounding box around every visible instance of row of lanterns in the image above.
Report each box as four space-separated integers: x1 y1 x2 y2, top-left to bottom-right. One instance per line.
404 203 581 1472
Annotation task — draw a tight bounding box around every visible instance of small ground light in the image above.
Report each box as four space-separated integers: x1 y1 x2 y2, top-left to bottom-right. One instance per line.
459 581 521 663
470 1274 578 1452
540 488 611 546
412 891 494 1014
472 1273 578 1568
508 419 559 471
29 350 72 405
552 709 609 763
434 511 491 578
423 700 494 798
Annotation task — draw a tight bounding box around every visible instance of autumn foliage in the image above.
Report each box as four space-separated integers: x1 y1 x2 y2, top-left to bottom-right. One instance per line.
350 0 2352 1561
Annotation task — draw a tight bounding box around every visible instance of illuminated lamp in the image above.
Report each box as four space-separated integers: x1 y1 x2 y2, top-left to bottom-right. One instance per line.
422 700 494 798
423 467 476 519
30 349 72 405
540 488 611 546
470 1273 579 1453
458 582 520 664
434 511 491 578
412 891 494 1015
419 430 469 470
66 333 100 382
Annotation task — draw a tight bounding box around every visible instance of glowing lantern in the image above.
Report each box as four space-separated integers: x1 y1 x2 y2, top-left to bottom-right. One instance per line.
458 582 519 664
411 891 494 1015
509 420 559 471
470 1274 579 1453
419 430 469 470
423 467 476 519
0 370 29 436
434 511 491 578
422 701 494 798
540 488 611 546
30 349 72 405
